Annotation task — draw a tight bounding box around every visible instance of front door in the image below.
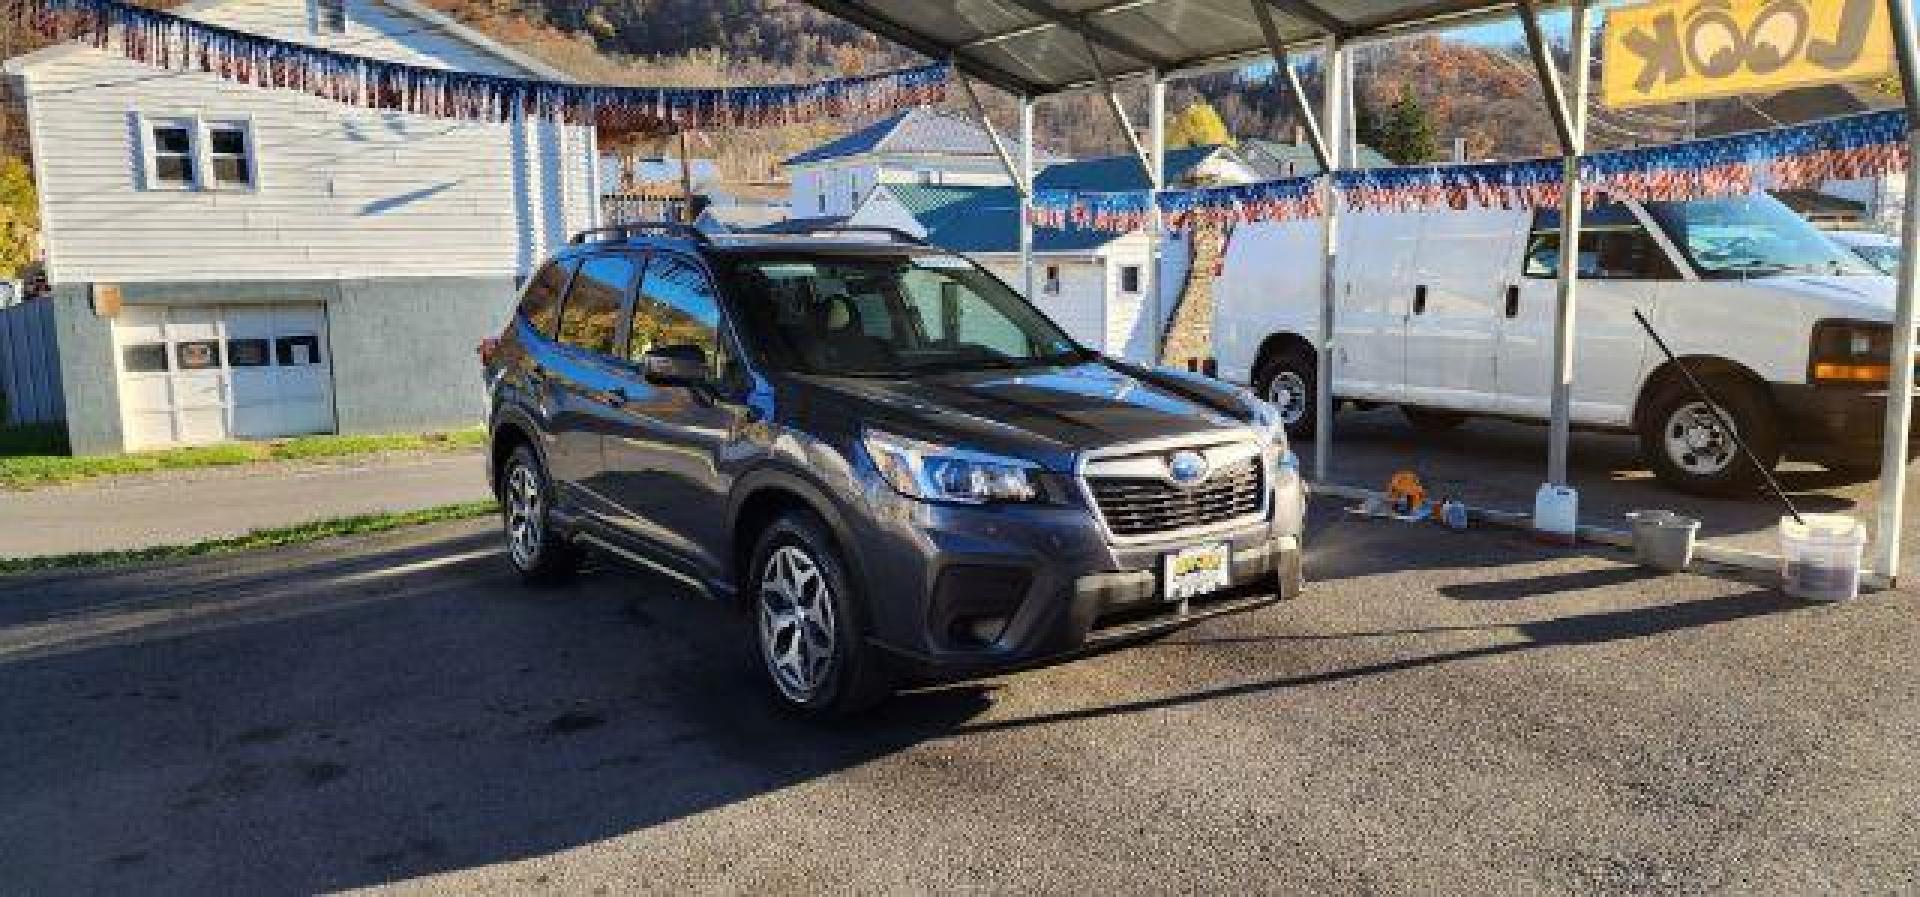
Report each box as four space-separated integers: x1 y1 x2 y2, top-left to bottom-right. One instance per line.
600 251 746 582
1499 205 1674 424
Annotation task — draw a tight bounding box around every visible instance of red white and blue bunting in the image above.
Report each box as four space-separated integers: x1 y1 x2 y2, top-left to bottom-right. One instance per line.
20 0 949 133
1032 109 1910 233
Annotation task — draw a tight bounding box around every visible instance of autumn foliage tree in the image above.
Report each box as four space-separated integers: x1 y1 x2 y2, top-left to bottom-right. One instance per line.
0 156 37 279
1165 100 1233 148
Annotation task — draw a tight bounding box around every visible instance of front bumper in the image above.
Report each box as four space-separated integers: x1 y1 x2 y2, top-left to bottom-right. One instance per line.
850 463 1308 681
1770 383 1920 464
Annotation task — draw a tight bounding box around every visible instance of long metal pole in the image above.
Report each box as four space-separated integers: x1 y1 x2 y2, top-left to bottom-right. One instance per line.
1147 73 1167 361
1522 0 1588 487
1314 36 1346 483
1020 96 1037 300
1872 0 1920 586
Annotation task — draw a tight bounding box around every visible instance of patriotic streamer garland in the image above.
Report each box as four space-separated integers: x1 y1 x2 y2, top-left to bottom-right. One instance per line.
19 0 949 132
1033 109 1910 233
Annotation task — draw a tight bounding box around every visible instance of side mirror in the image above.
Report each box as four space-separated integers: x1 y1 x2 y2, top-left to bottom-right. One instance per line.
640 344 710 386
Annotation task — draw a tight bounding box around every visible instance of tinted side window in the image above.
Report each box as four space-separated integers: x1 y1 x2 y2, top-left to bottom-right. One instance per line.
629 254 727 374
1525 206 1678 280
519 260 574 337
557 255 637 355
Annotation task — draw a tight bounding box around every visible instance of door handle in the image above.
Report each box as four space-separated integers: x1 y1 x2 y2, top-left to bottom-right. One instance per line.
1413 285 1428 315
607 386 628 408
1505 285 1520 318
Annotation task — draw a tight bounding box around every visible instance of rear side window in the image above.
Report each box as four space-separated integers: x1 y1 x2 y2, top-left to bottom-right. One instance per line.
556 255 637 355
1525 205 1677 280
519 260 574 337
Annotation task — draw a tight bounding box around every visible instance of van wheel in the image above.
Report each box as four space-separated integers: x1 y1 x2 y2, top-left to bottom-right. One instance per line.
1401 406 1469 432
500 445 581 583
1255 348 1319 438
748 512 892 718
1639 379 1781 496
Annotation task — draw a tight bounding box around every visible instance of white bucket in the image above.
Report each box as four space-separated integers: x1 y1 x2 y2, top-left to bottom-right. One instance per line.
1533 484 1578 545
1779 514 1867 602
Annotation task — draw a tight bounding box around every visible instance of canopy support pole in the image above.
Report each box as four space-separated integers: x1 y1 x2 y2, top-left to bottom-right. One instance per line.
1872 0 1920 586
958 69 1026 196
1020 96 1037 300
1147 73 1167 361
1250 0 1331 179
1313 35 1347 482
1080 35 1155 182
1520 0 1588 490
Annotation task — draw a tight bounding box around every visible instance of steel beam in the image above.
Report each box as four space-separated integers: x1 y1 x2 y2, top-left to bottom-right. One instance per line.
1260 0 1350 40
1872 0 1920 586
1313 36 1346 483
1080 34 1156 182
1251 0 1330 170
1520 0 1587 489
1147 73 1167 361
997 0 1174 68
1020 97 1037 299
957 68 1028 197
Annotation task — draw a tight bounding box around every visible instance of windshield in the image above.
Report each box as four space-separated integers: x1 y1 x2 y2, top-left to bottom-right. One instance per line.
725 254 1089 376
1848 242 1902 275
1643 195 1878 279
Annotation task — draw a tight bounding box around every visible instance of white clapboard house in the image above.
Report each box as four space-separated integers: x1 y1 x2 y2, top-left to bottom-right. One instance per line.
1 0 596 454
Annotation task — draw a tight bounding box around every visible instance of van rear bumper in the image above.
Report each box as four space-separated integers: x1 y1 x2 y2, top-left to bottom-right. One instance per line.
1770 383 1920 464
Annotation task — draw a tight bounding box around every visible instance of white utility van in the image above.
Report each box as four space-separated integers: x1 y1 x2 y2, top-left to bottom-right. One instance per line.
1214 192 1899 494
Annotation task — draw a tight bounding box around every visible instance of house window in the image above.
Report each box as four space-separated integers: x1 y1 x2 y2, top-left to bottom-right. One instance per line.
817 192 826 214
1120 265 1142 294
315 0 347 33
147 119 197 189
206 122 254 188
917 170 938 186
1043 265 1061 295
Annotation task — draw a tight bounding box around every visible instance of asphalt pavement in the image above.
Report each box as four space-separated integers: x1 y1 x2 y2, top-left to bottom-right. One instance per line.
0 451 490 558
2 499 1913 894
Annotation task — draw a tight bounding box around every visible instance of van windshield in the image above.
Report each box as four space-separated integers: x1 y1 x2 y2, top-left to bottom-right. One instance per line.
724 254 1089 377
1643 195 1878 279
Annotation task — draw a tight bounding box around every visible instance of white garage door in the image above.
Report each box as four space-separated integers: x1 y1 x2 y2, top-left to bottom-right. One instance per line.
114 304 336 449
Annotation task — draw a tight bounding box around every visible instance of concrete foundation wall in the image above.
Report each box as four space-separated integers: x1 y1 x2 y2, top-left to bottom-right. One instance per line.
49 286 120 455
328 276 516 434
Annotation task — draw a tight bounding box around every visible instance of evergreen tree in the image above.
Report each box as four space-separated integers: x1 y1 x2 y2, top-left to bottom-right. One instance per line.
1381 95 1438 164
1353 99 1386 156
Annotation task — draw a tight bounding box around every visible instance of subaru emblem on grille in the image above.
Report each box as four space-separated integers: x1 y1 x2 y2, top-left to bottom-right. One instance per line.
1166 450 1210 487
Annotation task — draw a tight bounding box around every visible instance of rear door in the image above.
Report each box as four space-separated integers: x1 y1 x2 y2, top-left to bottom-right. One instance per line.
545 252 643 511
1498 204 1673 423
1403 208 1529 412
599 251 747 581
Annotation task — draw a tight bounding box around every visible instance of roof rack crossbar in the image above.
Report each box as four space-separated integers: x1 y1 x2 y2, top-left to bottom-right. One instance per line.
570 222 712 245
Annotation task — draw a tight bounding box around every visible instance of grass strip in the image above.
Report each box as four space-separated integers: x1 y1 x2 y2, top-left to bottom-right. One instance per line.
0 500 498 574
0 427 487 490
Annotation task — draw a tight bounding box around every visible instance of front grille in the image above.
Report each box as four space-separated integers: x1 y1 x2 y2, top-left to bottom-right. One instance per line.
1088 456 1265 537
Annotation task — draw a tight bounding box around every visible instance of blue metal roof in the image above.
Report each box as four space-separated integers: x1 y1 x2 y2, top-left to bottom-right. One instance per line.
875 184 1121 253
1032 145 1225 192
785 106 1057 167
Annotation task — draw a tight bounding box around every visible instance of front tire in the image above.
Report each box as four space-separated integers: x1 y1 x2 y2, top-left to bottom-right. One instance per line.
1255 347 1319 438
500 445 581 583
749 512 892 718
1638 379 1781 496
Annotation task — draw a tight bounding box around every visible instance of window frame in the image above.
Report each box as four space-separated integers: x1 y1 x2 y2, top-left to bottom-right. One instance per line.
136 114 259 193
1043 264 1062 295
553 251 642 357
202 119 258 190
139 115 200 192
312 0 348 33
1119 264 1142 294
1523 205 1681 282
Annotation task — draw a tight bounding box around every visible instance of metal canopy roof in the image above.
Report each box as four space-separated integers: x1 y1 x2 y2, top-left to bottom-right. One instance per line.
800 0 1529 97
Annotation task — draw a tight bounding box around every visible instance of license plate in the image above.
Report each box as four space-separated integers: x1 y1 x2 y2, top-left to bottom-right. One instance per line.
1163 543 1231 601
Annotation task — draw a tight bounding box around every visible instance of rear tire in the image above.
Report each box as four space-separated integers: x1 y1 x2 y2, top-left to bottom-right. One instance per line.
499 445 581 583
1255 347 1319 438
1400 405 1469 432
748 512 892 718
1638 379 1781 497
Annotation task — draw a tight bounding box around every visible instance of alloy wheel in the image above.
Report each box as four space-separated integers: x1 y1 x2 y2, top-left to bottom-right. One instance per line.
505 463 544 569
1663 401 1738 476
758 544 838 703
1267 370 1309 426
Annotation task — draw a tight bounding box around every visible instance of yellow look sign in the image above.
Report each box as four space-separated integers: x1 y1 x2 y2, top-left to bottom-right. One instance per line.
1602 0 1896 108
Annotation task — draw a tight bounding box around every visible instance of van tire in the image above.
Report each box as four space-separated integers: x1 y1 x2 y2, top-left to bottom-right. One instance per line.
1638 379 1781 496
1255 347 1319 438
1400 406 1469 432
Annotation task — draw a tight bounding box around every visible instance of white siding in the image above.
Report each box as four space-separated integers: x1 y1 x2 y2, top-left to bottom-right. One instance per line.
977 256 1108 354
844 191 926 237
1101 233 1154 361
17 0 593 285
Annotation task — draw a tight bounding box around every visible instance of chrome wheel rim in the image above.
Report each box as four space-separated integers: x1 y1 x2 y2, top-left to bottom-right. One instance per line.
758 545 837 703
1267 370 1309 426
505 463 544 569
1664 401 1737 476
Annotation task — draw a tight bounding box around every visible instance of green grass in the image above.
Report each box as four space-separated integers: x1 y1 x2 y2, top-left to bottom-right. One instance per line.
0 426 487 489
0 500 499 574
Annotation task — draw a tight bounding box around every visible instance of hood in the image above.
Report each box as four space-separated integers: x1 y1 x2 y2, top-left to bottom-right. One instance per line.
794 360 1255 470
1760 275 1896 320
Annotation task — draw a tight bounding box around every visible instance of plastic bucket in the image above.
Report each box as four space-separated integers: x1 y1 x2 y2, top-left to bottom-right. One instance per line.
1626 510 1700 572
1779 514 1867 602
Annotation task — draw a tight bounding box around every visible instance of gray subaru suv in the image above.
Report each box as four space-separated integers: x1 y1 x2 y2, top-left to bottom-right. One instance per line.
483 223 1307 716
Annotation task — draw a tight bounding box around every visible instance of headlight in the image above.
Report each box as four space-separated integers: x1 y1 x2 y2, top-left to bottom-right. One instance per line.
862 429 1039 504
1811 319 1893 384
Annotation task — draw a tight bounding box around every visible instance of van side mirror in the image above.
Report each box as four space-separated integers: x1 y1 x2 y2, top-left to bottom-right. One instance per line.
640 344 710 386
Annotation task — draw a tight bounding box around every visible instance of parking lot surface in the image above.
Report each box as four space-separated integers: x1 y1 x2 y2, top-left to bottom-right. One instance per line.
2 499 1914 894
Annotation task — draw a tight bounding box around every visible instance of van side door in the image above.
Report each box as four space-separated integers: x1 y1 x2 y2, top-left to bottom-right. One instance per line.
599 251 748 584
1332 209 1420 402
544 252 644 513
1498 205 1674 424
1403 208 1529 413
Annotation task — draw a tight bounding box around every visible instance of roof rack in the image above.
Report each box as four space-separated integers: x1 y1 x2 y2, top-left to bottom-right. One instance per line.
724 225 928 246
569 222 711 245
